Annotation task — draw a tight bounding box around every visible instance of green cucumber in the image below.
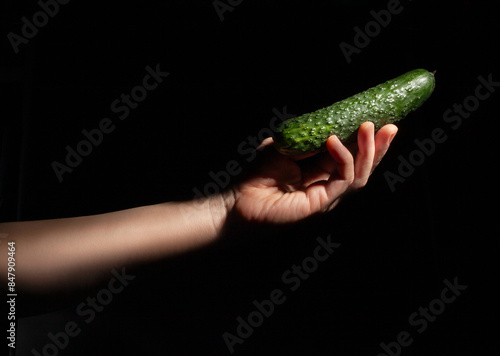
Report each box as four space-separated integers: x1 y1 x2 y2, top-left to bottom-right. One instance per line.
273 69 435 155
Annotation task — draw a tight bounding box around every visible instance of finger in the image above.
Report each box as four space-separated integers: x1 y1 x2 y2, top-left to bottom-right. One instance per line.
372 124 398 173
257 137 274 150
324 135 354 197
304 135 354 213
300 148 340 188
352 121 375 190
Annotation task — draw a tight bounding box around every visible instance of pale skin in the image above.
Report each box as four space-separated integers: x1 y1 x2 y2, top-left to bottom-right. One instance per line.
0 122 397 293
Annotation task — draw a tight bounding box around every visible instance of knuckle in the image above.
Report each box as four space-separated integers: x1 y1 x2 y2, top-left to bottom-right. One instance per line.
346 175 356 187
351 178 368 191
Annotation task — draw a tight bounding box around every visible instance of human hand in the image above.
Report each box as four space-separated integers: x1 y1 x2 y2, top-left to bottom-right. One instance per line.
226 122 398 224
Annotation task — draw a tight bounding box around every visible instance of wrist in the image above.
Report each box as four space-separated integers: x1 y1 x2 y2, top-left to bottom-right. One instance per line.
210 188 237 237
187 188 237 238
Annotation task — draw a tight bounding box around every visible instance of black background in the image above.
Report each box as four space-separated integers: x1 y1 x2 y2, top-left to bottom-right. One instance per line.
1 0 499 355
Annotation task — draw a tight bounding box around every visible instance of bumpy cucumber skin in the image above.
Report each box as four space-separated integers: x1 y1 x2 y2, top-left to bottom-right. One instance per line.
273 69 435 155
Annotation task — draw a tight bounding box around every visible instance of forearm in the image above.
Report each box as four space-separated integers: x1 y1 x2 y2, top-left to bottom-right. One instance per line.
0 192 234 292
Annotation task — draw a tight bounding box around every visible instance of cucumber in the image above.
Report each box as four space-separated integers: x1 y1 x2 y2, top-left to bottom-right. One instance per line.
273 69 435 155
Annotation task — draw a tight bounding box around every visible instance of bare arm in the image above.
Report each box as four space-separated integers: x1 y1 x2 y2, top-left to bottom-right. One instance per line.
0 193 234 292
0 122 396 293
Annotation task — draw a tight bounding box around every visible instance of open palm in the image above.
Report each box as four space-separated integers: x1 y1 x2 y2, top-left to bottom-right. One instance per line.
231 122 398 223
